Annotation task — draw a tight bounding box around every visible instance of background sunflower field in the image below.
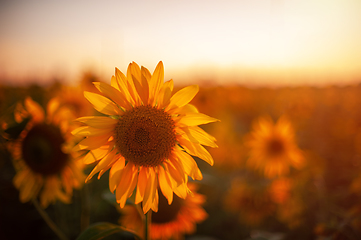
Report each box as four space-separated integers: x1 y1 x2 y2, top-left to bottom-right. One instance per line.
1 75 361 240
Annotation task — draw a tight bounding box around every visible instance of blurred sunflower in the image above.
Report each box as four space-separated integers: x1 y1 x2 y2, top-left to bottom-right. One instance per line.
119 183 207 240
245 116 304 178
72 61 218 213
223 176 276 225
6 97 85 208
53 85 94 118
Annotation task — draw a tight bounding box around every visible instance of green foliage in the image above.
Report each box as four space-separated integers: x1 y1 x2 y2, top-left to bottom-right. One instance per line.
76 222 142 240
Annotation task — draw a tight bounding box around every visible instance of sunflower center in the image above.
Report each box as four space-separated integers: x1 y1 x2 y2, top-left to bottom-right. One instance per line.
115 105 176 167
267 138 285 156
21 123 68 176
151 192 184 223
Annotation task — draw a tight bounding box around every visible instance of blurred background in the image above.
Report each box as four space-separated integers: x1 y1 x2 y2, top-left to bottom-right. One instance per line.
1 0 361 87
1 0 361 239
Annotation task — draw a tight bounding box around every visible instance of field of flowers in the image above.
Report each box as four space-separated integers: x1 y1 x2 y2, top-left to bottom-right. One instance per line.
1 73 361 240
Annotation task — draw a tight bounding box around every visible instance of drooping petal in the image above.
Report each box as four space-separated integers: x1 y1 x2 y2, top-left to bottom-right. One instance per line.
166 156 186 186
142 167 158 213
174 147 203 180
151 189 159 212
179 126 218 148
166 85 199 112
109 156 126 192
98 153 122 179
85 148 117 182
72 133 112 151
178 135 214 166
173 181 188 199
158 165 174 204
84 91 120 116
116 162 138 208
135 167 147 204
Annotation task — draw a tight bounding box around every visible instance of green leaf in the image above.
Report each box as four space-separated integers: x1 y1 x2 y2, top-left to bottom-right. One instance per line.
76 222 142 240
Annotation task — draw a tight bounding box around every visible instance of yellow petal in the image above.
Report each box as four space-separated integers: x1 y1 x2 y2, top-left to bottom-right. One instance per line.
158 166 174 204
174 147 203 180
73 134 111 151
87 146 112 163
86 148 117 182
157 79 173 109
84 91 120 116
178 135 214 166
110 75 120 91
126 62 141 105
181 126 218 148
116 162 138 208
133 71 149 105
115 68 134 105
109 156 126 192
83 151 98 164
165 157 186 186
149 61 164 105
135 167 147 204
93 82 130 110
174 181 188 199
166 85 199 112
142 167 158 213
176 112 219 127
24 97 44 123
151 190 159 212
76 116 118 128
46 98 60 122
169 103 199 115
72 126 114 137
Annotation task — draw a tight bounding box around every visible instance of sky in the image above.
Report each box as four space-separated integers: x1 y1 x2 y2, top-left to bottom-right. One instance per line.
0 0 361 87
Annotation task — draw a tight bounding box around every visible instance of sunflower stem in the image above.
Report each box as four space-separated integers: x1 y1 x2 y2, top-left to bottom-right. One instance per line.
32 198 69 240
144 210 152 240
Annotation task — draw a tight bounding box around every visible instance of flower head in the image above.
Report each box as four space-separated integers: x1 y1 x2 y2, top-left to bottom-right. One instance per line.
7 97 85 208
245 116 304 178
72 61 218 213
120 183 207 240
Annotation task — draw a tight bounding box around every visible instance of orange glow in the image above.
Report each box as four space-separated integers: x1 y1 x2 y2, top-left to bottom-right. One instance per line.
0 0 361 86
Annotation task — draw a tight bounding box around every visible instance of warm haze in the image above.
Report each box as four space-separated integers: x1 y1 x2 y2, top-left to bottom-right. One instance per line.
1 0 361 87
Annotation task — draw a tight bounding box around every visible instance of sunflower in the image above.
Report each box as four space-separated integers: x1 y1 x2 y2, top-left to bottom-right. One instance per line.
119 183 207 240
7 97 85 208
245 116 304 178
72 61 218 213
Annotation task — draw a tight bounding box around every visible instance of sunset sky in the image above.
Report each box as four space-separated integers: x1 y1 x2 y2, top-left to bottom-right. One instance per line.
1 0 361 86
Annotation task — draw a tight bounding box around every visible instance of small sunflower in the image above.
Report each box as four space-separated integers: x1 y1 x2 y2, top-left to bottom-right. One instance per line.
7 97 85 208
72 61 218 213
120 183 207 240
245 116 304 178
